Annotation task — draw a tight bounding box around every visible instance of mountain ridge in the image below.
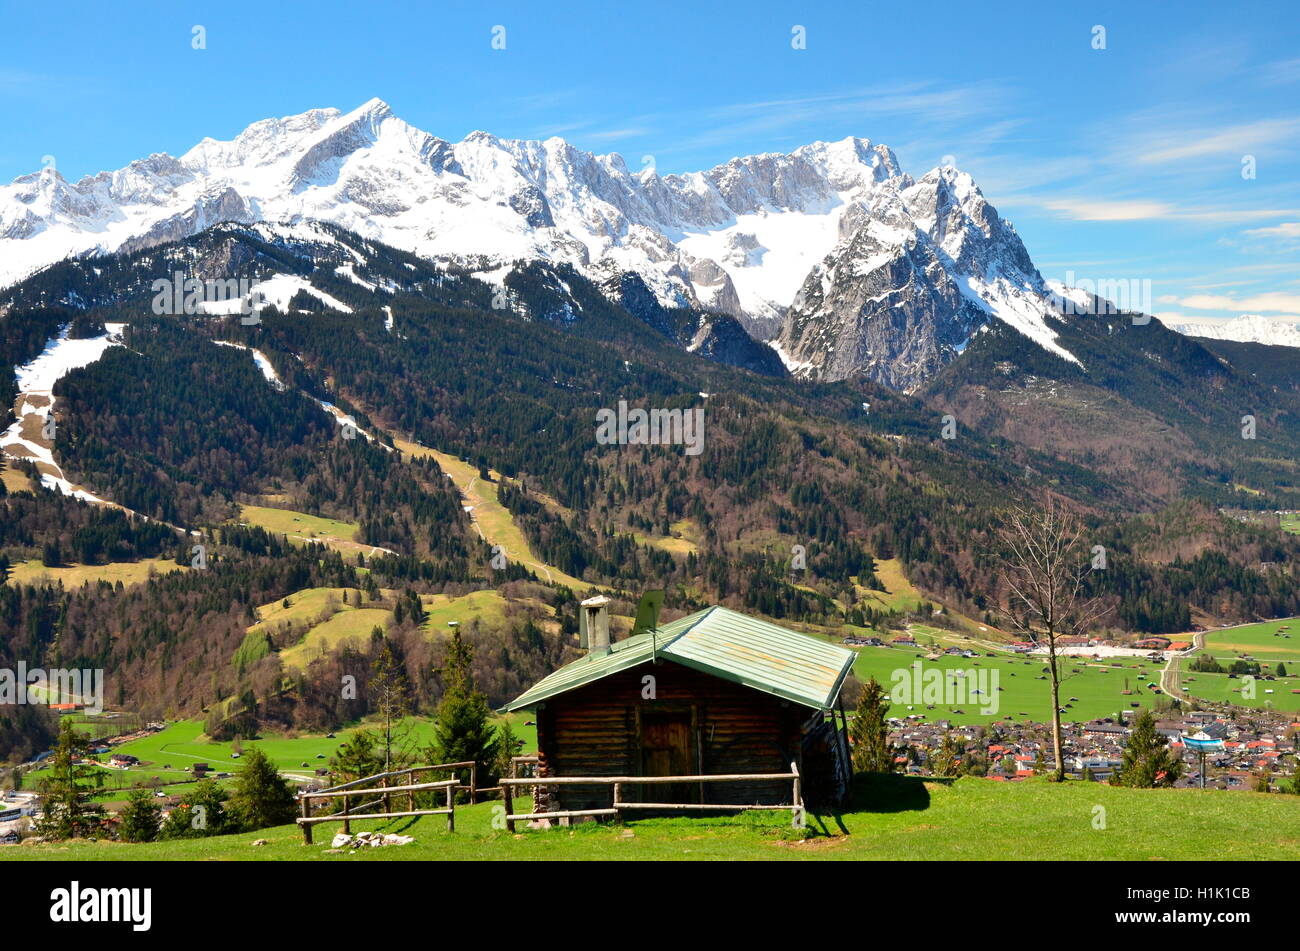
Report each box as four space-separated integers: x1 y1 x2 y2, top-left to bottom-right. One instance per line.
0 98 900 329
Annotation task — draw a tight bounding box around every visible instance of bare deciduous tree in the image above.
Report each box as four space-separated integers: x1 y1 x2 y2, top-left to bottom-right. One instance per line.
998 499 1109 781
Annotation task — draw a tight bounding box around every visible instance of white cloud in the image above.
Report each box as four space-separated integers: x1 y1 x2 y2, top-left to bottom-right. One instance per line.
1244 221 1300 239
1176 291 1300 313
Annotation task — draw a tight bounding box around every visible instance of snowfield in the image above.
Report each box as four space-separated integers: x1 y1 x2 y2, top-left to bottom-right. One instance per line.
2 323 126 504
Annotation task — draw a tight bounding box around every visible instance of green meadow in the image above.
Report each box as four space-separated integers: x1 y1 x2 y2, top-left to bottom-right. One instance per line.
8 775 1299 861
1178 618 1300 713
1202 618 1300 661
841 642 1159 725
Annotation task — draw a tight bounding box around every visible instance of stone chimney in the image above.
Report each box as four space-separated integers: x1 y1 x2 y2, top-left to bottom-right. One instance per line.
581 595 611 655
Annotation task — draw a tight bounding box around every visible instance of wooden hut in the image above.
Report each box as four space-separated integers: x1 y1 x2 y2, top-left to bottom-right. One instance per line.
504 601 855 816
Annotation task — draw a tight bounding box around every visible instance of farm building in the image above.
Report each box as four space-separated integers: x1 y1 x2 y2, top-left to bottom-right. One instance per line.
504 599 856 818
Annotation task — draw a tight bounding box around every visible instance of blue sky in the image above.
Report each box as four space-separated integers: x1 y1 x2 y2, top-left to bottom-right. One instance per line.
3 0 1298 322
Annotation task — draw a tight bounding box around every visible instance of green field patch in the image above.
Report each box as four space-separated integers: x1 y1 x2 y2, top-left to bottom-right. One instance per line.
418 589 515 634
7 557 186 588
630 519 701 557
250 586 367 632
858 558 924 613
394 440 586 588
238 504 380 557
843 643 1160 725
1 463 34 494
1203 618 1300 659
244 585 391 672
1176 669 1300 712
279 608 393 670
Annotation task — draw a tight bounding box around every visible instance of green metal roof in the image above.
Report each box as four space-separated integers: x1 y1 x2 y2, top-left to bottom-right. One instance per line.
504 606 856 712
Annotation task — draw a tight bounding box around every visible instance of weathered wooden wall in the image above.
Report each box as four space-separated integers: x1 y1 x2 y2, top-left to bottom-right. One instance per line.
535 661 807 811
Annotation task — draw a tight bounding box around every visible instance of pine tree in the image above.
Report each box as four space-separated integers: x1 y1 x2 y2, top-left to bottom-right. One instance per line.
329 729 384 783
428 628 499 789
119 789 162 842
227 747 298 831
1116 709 1182 788
35 720 105 840
849 678 895 773
493 718 524 781
369 637 413 772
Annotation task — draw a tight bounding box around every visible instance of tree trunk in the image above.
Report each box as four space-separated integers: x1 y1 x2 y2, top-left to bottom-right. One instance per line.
1048 640 1065 781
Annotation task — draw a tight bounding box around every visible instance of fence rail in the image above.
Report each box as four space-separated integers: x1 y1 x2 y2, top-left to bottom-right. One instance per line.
296 760 478 843
498 762 802 832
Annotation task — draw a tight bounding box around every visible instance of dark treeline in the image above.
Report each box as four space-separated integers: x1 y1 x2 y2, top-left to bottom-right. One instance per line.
0 465 177 563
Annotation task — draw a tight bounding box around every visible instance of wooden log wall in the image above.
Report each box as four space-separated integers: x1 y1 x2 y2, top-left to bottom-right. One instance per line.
535 661 807 811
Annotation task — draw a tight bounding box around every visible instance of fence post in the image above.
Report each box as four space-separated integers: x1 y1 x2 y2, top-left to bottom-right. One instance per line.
504 781 515 833
791 760 802 827
300 794 312 845
342 789 351 835
470 762 478 804
446 782 455 833
613 782 622 819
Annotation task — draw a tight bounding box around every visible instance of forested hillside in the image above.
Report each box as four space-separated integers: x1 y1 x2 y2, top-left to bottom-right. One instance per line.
1 222 1296 760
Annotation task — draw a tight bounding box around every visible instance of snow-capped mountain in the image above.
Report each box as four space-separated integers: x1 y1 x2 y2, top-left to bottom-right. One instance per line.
1161 313 1300 349
774 166 1077 390
1 97 1082 390
0 98 899 335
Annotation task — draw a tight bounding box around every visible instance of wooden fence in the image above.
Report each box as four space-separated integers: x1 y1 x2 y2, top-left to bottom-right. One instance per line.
498 762 802 832
296 760 477 843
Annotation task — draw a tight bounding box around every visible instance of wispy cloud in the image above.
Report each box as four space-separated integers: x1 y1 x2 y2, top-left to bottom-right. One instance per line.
582 127 652 142
1259 57 1300 86
0 69 49 94
1134 117 1300 164
660 79 1014 155
1034 197 1300 223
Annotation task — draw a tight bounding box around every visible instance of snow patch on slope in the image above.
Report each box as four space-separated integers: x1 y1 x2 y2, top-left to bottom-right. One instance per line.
194 273 353 315
2 323 126 504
